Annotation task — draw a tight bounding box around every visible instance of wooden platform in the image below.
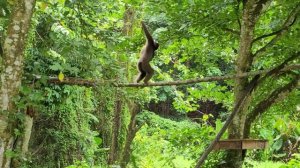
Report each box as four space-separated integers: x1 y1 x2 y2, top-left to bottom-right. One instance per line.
213 139 268 150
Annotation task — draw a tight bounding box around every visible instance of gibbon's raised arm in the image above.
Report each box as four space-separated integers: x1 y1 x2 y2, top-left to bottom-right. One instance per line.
141 21 155 45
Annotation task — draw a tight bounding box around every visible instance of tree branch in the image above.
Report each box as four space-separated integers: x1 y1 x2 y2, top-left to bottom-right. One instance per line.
263 52 299 76
46 64 300 87
235 0 242 30
47 77 99 87
244 74 299 138
252 17 296 43
247 39 298 94
126 65 296 88
222 27 240 35
249 52 299 91
253 4 300 57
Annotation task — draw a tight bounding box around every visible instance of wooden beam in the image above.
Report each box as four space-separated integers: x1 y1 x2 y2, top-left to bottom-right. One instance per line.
213 139 268 150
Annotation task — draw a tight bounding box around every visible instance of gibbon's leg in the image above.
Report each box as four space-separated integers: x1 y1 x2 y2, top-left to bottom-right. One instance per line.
136 62 146 83
136 72 146 83
143 63 154 84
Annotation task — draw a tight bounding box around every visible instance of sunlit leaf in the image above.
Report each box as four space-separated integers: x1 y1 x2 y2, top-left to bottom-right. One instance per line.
58 71 64 81
94 137 102 146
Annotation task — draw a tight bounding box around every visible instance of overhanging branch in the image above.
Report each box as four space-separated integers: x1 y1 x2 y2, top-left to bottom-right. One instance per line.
252 16 297 43
247 52 300 92
248 75 299 122
253 4 300 57
47 64 300 87
244 74 300 138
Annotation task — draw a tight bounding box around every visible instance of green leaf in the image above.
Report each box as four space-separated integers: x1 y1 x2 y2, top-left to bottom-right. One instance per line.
272 138 283 151
94 137 102 146
50 62 63 71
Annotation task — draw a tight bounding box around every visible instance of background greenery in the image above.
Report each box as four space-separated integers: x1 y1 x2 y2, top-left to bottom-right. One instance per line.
0 0 299 167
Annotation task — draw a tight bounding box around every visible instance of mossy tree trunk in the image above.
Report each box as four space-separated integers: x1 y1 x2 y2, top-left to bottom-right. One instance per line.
224 1 299 167
0 0 35 167
120 103 142 168
108 89 122 164
226 1 265 167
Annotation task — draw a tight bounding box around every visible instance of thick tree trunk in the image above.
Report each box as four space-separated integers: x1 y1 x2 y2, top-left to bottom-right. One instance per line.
0 0 35 167
225 1 268 167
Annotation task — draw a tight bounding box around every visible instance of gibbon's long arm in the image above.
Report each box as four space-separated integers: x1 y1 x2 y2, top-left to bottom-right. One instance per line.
141 21 155 45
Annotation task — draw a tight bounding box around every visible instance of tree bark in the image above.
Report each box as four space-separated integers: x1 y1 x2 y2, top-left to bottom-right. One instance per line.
11 114 34 167
226 1 269 167
0 0 35 167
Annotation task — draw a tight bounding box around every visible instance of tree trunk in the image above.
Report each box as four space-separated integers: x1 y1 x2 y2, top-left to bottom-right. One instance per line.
108 89 122 165
225 1 268 167
0 0 35 167
20 115 33 157
12 113 34 167
120 103 141 168
122 4 135 36
95 89 111 149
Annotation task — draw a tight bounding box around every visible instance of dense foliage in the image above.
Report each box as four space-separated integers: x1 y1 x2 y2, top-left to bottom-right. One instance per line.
0 0 299 168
